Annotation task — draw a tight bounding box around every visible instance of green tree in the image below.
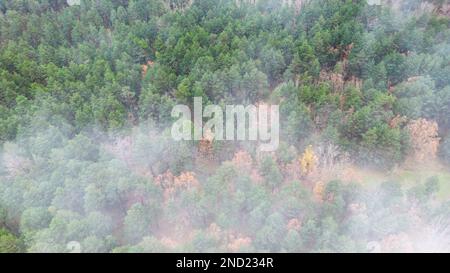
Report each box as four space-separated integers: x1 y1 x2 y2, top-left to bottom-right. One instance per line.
0 228 22 253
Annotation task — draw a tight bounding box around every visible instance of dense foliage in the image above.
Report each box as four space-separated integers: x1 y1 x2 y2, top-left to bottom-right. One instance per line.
0 0 449 252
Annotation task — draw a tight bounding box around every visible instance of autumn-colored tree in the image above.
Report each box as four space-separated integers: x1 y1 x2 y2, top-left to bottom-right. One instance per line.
196 129 215 167
286 218 302 231
231 150 253 173
206 223 222 240
141 60 154 78
313 181 325 202
299 145 317 176
174 172 200 190
406 118 440 163
155 171 200 201
227 236 252 252
230 150 263 184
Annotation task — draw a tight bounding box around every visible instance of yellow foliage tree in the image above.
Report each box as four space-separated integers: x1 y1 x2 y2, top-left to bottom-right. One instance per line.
299 145 317 175
313 181 325 201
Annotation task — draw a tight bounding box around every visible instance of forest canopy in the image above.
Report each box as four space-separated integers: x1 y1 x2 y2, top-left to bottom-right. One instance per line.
0 0 450 253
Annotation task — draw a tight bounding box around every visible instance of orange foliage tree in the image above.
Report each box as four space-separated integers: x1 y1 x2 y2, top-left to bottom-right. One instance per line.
405 118 440 163
155 171 200 201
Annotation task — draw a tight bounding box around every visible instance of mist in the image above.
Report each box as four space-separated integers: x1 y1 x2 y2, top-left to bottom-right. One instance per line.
0 0 450 253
